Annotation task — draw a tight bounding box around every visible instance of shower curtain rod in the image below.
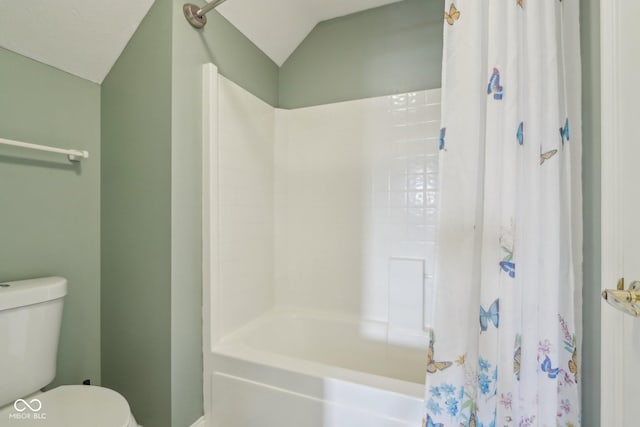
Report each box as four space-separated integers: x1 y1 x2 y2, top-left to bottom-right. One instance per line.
183 0 228 29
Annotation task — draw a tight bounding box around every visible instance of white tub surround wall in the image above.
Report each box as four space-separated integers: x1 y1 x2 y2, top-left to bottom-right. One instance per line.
203 64 277 424
274 91 441 339
215 73 276 339
203 64 441 427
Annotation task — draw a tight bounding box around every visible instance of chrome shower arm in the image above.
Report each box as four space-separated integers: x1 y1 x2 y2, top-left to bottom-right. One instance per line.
196 0 228 17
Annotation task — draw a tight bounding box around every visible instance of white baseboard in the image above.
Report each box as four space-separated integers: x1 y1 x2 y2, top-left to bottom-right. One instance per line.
190 416 206 427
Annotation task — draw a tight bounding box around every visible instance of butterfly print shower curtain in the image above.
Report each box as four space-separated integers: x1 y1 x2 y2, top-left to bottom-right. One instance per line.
423 1 582 426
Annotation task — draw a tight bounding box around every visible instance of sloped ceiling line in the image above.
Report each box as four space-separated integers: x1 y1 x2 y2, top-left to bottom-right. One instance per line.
0 0 155 83
0 0 402 83
216 0 403 66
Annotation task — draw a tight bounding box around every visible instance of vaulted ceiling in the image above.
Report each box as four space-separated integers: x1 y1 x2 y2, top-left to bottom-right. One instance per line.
0 0 403 83
0 0 155 83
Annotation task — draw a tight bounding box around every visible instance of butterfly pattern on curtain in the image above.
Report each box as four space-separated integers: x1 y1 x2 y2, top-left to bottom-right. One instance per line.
423 1 582 427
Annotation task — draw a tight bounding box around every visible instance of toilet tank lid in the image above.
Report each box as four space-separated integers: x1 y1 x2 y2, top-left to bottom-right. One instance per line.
0 276 67 311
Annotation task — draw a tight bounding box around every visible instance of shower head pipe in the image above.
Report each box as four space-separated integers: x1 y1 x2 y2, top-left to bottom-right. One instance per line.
183 0 228 29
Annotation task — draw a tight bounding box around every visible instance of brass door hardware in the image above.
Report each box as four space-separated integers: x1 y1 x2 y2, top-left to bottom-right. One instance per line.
602 278 640 317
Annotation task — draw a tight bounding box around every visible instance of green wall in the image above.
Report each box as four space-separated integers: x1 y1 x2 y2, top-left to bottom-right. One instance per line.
170 3 278 425
0 48 101 388
279 0 443 109
580 0 601 425
101 1 173 426
172 5 278 106
100 0 278 425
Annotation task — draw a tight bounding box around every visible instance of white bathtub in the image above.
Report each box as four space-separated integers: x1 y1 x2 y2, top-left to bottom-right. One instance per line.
207 311 426 427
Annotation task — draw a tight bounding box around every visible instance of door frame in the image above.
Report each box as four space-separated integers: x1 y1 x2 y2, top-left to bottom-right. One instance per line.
600 0 625 424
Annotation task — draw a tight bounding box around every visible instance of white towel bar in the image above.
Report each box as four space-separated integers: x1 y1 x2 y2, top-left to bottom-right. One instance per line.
0 137 89 162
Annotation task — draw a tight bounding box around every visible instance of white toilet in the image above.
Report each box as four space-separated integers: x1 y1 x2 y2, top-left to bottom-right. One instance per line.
0 277 139 426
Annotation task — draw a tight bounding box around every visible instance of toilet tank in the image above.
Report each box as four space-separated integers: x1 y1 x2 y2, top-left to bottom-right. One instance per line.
0 277 67 408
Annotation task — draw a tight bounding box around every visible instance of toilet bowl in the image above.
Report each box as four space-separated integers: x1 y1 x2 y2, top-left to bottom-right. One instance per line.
0 277 140 427
0 385 139 427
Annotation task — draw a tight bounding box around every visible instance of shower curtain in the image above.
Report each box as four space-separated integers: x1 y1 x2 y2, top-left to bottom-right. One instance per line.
424 1 582 426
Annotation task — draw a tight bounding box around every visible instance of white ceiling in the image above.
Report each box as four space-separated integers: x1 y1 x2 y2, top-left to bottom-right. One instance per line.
0 0 154 84
216 0 403 66
0 0 401 84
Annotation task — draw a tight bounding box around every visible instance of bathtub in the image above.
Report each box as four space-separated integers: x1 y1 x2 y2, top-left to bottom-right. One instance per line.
207 311 426 427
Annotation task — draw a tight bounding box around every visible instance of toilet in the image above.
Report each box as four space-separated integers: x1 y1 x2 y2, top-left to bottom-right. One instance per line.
0 277 139 426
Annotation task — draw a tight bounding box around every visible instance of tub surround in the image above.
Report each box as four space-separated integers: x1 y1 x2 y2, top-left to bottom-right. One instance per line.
204 64 441 425
208 72 441 339
104 3 445 423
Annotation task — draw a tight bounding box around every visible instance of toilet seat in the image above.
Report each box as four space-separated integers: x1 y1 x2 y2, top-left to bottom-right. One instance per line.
0 385 137 427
